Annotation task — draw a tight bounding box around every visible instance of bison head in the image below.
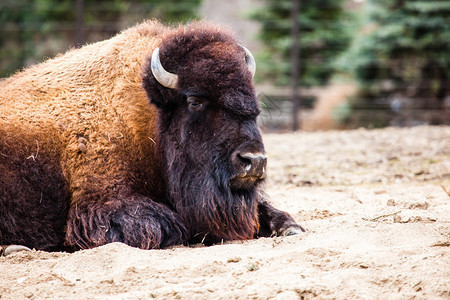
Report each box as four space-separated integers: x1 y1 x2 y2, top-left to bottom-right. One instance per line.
142 23 266 244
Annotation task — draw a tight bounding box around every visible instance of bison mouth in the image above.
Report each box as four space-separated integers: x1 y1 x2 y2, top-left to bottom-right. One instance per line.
229 174 265 191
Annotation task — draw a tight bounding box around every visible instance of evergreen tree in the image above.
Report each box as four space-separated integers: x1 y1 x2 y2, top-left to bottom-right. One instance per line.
340 0 450 126
251 0 352 87
0 0 201 77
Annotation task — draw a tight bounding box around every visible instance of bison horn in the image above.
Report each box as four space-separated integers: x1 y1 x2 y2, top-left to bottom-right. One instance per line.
151 47 179 89
239 44 256 78
2 245 32 256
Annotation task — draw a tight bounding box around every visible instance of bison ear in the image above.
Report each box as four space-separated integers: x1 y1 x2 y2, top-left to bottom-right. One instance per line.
142 68 173 109
142 53 183 110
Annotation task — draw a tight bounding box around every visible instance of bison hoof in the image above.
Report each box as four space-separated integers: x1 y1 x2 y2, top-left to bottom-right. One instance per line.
275 225 306 237
283 227 305 236
1 245 32 256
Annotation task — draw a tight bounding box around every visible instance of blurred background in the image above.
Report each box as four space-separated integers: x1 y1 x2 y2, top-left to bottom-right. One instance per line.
1 0 449 131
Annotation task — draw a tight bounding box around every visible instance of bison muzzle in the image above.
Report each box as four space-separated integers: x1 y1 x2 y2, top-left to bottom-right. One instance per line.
0 20 304 251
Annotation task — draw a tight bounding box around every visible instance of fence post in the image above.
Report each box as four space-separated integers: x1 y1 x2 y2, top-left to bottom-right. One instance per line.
75 0 85 47
291 0 301 131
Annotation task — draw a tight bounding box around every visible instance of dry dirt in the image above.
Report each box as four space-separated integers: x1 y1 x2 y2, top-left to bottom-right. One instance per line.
1 126 449 299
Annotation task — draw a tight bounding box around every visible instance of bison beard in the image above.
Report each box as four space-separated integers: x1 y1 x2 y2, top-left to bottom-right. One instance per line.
0 20 304 252
165 145 260 244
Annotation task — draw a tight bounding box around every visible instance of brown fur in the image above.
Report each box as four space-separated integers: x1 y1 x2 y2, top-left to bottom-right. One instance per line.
0 20 303 250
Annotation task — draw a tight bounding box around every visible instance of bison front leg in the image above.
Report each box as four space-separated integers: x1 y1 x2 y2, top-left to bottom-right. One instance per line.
257 199 305 237
66 196 188 250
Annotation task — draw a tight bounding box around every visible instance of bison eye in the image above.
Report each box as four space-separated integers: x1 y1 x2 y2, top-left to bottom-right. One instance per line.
187 97 205 112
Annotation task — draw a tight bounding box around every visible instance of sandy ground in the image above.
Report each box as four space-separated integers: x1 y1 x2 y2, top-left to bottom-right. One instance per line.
1 126 449 299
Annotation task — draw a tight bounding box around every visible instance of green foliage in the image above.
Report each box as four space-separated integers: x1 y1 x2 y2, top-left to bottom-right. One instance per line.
0 0 201 77
250 0 352 87
339 0 450 127
139 0 202 24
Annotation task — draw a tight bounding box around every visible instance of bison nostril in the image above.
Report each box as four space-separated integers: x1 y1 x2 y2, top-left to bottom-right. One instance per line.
237 152 267 178
237 154 252 170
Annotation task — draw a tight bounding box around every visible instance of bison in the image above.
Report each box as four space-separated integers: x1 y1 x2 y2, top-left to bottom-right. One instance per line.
0 20 304 252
